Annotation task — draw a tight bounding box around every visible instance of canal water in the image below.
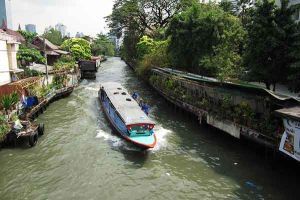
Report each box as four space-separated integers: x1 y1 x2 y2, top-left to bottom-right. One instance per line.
0 57 299 200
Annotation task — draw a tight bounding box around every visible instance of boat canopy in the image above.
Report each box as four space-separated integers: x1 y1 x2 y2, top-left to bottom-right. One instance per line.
101 82 155 126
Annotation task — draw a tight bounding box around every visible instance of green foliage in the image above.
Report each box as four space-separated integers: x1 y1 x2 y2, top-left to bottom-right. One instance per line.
107 0 181 63
30 85 52 99
136 39 170 76
23 68 41 77
219 0 236 15
42 28 64 46
0 114 10 141
17 30 37 44
51 75 66 89
244 0 300 91
53 55 75 70
136 36 155 59
91 34 115 56
0 92 20 113
17 45 45 66
167 3 245 79
61 38 92 61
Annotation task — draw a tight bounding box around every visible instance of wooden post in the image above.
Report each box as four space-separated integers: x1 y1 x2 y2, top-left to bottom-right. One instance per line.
43 38 48 85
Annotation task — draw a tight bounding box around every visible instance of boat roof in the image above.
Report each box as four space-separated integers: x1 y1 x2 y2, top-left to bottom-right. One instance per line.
101 82 155 126
275 106 300 121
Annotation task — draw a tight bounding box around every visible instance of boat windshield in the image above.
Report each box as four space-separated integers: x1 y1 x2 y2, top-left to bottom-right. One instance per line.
127 124 154 137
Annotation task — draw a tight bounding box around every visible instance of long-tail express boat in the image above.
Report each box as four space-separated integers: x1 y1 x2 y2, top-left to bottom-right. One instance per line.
98 82 156 149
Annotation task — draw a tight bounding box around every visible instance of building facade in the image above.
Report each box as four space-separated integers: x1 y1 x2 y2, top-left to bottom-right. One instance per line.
0 0 12 29
55 23 67 37
0 30 21 86
25 24 37 33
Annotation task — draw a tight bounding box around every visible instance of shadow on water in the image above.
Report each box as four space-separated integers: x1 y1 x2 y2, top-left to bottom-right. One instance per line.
155 96 300 200
120 148 149 168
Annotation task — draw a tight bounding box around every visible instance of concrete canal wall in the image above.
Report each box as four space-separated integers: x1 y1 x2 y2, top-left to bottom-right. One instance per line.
147 67 300 149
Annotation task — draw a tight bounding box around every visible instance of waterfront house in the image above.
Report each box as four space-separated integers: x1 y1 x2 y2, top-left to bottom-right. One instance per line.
0 28 23 86
31 36 69 66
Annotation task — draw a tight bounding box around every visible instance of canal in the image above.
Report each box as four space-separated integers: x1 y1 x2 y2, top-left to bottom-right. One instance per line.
0 57 299 200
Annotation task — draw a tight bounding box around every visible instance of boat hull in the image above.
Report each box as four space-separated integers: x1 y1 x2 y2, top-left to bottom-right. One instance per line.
99 96 156 149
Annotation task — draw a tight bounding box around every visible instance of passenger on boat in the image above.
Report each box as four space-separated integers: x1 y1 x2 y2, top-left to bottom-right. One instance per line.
132 92 139 100
139 99 144 107
141 102 150 115
100 86 104 100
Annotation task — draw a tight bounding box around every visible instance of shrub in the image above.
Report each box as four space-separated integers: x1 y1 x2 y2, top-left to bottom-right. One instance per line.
0 114 10 141
54 55 75 70
0 92 20 114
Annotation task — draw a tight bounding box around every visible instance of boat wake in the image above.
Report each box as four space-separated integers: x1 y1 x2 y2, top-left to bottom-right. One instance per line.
149 125 172 152
83 86 99 92
95 129 138 151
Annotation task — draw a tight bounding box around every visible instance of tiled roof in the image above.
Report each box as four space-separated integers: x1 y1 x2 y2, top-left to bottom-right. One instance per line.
0 22 25 43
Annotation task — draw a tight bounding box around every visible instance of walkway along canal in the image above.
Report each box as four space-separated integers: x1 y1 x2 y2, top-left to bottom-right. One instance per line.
0 57 299 200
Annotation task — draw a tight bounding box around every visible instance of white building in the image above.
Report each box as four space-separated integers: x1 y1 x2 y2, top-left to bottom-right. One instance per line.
55 23 67 37
0 30 22 86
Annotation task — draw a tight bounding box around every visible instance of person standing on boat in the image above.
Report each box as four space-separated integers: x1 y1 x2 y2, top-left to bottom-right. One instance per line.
132 92 139 100
141 102 150 115
100 86 104 100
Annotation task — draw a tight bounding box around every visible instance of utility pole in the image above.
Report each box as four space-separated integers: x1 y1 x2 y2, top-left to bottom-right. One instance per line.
43 37 48 85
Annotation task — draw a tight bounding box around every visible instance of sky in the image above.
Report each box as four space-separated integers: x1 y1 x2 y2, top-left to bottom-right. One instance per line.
11 0 114 37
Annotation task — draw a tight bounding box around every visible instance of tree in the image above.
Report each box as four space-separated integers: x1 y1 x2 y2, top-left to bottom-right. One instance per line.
107 0 181 38
244 0 300 91
43 28 64 46
61 38 92 60
167 3 245 79
136 37 171 76
106 0 184 63
17 30 37 44
219 0 236 15
136 35 155 59
17 45 46 66
91 34 115 56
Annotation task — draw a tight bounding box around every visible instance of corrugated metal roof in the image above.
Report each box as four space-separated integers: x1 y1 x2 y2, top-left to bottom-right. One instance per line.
101 82 155 125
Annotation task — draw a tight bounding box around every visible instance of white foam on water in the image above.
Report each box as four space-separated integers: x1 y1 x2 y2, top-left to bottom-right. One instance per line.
67 100 77 106
150 125 172 152
80 79 89 85
84 86 99 92
96 129 130 149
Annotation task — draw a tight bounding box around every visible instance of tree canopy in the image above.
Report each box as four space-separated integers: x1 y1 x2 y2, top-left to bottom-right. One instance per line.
108 0 300 91
167 3 245 79
244 0 300 90
91 34 115 56
61 38 92 60
17 45 46 66
42 28 64 46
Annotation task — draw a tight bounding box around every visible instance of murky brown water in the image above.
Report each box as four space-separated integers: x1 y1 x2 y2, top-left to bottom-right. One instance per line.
0 57 299 200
